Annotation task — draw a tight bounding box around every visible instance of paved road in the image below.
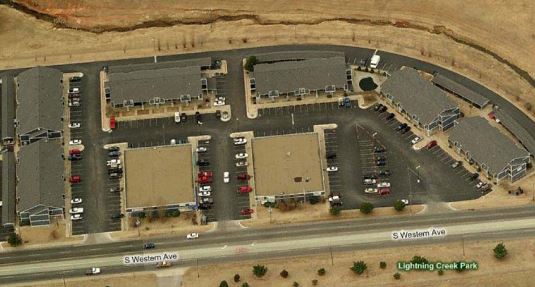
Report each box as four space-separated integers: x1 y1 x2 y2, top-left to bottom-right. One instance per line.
2 205 535 283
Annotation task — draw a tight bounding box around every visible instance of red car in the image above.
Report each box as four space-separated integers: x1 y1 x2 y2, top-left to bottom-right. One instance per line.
69 175 81 183
378 187 390 196
240 208 254 216
237 173 251 181
197 176 212 184
69 149 81 155
237 186 253 193
110 116 116 129
488 111 496 120
426 140 437 149
198 171 213 178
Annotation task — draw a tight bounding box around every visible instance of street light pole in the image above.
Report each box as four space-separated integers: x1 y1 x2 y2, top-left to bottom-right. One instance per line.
407 168 412 214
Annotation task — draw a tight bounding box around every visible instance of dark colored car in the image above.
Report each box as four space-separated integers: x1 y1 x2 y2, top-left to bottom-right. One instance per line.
470 173 479 180
376 156 386 161
215 110 221 118
374 146 386 153
426 140 437 149
108 150 121 157
374 104 383 111
195 111 202 124
400 126 411 134
110 213 124 219
109 173 122 179
180 113 187 122
108 146 120 152
386 113 395 120
110 187 122 193
326 153 337 159
376 160 386 166
237 173 251 180
396 123 408 131
70 76 82 82
378 169 391 177
108 168 123 174
378 105 387 113
143 242 156 249
363 173 378 179
68 154 82 161
197 159 210 166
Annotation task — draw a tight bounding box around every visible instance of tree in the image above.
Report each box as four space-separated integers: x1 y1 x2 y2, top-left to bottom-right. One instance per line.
330 207 341 216
438 269 444 276
244 56 257 72
7 233 22 247
359 202 374 214
350 261 367 275
380 261 387 269
494 243 508 259
241 283 250 287
233 273 241 282
308 196 320 205
317 268 326 276
280 269 289 278
411 255 429 264
293 282 299 287
393 200 406 212
312 279 319 285
138 211 146 219
252 264 268 277
393 272 401 280
219 280 229 287
165 209 180 217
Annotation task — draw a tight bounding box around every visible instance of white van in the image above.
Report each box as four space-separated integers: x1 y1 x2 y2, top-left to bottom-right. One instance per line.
174 112 181 123
170 139 177 145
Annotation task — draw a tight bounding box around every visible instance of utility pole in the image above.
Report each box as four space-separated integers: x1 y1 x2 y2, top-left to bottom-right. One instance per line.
407 168 412 214
330 247 334 266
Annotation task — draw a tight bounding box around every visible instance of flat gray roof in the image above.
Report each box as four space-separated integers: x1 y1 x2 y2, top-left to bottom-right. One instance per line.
252 56 347 95
495 109 535 155
2 76 16 140
108 65 202 105
381 67 458 125
449 117 530 175
17 140 64 212
107 58 212 74
432 73 490 108
254 51 345 63
2 151 16 225
15 67 64 135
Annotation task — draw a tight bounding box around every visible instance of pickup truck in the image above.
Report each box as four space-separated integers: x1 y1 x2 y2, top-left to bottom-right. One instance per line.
85 267 101 275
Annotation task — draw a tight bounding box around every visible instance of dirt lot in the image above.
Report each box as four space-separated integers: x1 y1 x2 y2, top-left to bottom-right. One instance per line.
7 272 159 287
252 133 323 197
0 1 533 120
0 219 82 249
124 144 194 208
182 237 535 286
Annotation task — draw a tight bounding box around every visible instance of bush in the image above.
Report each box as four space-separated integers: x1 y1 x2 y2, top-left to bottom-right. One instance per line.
280 269 289 278
293 282 299 287
7 233 22 247
411 255 429 264
359 202 374 214
234 274 240 282
241 283 249 287
308 196 320 205
330 207 341 216
393 200 406 212
137 211 146 219
494 243 508 259
312 279 318 285
380 261 387 269
317 268 326 276
165 209 180 217
393 272 401 280
252 265 268 278
438 269 444 276
524 102 532 111
350 261 367 275
244 56 257 72
263 201 275 208
219 280 229 287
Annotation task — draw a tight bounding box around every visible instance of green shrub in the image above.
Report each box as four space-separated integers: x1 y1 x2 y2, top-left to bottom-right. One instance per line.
359 202 374 214
317 268 326 276
380 261 387 269
393 272 401 280
244 56 257 72
350 261 367 275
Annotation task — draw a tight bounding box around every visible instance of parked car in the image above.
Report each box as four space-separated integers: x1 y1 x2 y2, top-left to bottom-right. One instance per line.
197 159 210 166
71 214 83 221
197 176 212 184
470 173 479 180
236 161 248 167
186 233 199 239
69 175 81 183
411 136 422 145
363 174 378 180
378 105 387 113
180 113 187 122
198 191 211 197
109 173 122 179
196 147 207 153
377 182 391 188
201 197 214 204
214 99 225 106
198 171 213 178
374 104 383 111
68 87 80 93
108 150 121 157
401 126 411 134
476 181 487 189
174 112 181 123
108 146 120 152
326 166 338 172
364 188 378 194
69 122 81 128
108 168 123 174
107 159 121 166
68 100 80 107
401 199 409 205
238 186 253 193
143 242 156 249
363 178 377 185
69 207 84 214
71 198 82 204
199 185 212 192
85 267 101 275
378 187 391 195
386 113 395 120
195 111 203 124
378 169 391 177
326 153 337 159
233 137 247 145
235 153 248 159
110 187 123 193
68 154 82 161
374 146 386 153
376 160 386 166
223 171 230 183
110 213 124 219
237 173 251 180
451 161 461 168
69 148 81 155
69 139 82 145
426 140 437 149
376 155 386 161
396 123 407 131
240 208 254 216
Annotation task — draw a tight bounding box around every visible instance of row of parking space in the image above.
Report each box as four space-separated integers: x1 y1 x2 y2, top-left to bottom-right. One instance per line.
127 138 188 149
103 155 123 232
231 141 252 220
355 126 392 197
324 129 343 199
196 140 217 222
347 57 401 73
257 101 358 117
115 117 177 129
253 126 315 138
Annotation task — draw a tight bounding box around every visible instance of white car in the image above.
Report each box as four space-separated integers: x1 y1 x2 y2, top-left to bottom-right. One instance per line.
71 198 82 204
198 191 211 197
214 100 225 106
71 214 83 221
69 87 80 93
69 207 84 214
364 188 378 194
174 112 181 123
476 181 486 189
69 139 82 145
233 137 247 145
411 136 422 145
186 232 199 239
69 122 81 128
86 267 101 275
377 182 391 188
196 147 207 153
363 178 377 185
401 199 410 205
199 185 212 192
223 171 230 183
326 166 338 172
236 161 248 167
68 101 80 107
235 153 248 159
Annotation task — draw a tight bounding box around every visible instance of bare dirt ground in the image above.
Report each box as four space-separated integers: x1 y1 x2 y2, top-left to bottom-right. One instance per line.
7 272 159 287
182 237 535 287
0 219 83 249
0 1 534 119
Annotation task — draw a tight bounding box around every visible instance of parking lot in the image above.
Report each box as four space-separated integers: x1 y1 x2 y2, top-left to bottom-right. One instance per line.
231 140 252 220
324 129 343 197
